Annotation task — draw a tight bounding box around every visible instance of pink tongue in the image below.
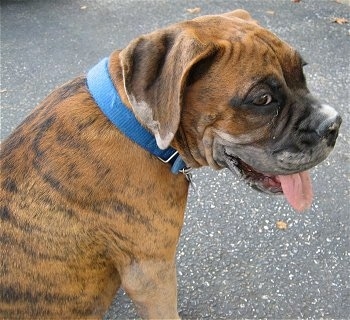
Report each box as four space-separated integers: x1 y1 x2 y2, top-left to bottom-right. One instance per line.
277 171 313 212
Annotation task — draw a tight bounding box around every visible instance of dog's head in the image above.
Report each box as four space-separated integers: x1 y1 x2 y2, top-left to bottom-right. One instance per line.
119 10 342 211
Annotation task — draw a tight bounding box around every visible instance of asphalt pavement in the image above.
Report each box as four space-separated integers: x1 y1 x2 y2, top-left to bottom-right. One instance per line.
1 0 349 319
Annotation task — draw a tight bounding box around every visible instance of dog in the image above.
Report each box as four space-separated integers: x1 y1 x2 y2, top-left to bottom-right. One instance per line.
0 9 341 319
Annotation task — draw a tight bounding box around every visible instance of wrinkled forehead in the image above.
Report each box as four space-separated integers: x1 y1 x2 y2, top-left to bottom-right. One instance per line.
250 25 304 65
181 14 302 62
196 15 305 84
255 30 306 88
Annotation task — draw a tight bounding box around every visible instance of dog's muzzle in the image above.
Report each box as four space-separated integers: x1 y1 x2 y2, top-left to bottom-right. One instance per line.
218 102 342 212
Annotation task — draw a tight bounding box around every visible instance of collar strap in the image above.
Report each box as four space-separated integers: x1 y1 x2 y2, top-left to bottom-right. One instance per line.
87 57 188 174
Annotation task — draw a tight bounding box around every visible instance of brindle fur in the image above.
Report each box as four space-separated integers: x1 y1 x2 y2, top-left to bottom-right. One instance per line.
0 75 188 318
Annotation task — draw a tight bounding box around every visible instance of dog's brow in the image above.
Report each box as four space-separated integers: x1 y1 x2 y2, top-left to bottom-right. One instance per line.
228 75 279 108
250 75 283 92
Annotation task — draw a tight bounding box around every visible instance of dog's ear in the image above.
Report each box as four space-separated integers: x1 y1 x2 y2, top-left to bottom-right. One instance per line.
120 29 215 149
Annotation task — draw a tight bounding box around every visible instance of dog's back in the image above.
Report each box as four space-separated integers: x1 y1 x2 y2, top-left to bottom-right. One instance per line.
0 77 123 317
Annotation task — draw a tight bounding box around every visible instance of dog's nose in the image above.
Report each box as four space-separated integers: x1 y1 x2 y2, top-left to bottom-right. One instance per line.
316 114 342 147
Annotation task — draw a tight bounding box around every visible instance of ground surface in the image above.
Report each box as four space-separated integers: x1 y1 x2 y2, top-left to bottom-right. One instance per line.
1 0 349 319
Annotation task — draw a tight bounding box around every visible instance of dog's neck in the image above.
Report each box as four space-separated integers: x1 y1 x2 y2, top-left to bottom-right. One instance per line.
87 56 190 176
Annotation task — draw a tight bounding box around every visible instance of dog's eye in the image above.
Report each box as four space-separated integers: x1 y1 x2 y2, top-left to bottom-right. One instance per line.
253 94 273 106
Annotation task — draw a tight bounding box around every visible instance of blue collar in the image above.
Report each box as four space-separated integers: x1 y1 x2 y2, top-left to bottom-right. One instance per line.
86 57 188 174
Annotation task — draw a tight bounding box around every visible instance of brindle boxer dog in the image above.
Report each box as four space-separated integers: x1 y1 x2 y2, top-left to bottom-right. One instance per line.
0 9 342 319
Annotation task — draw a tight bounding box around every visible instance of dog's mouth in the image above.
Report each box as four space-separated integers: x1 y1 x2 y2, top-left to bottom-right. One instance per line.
225 153 282 194
224 152 314 212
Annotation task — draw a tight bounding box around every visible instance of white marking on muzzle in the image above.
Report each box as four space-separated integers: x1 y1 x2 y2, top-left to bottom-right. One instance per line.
319 104 339 120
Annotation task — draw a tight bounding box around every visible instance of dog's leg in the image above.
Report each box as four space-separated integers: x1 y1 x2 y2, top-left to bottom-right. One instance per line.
121 259 180 319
